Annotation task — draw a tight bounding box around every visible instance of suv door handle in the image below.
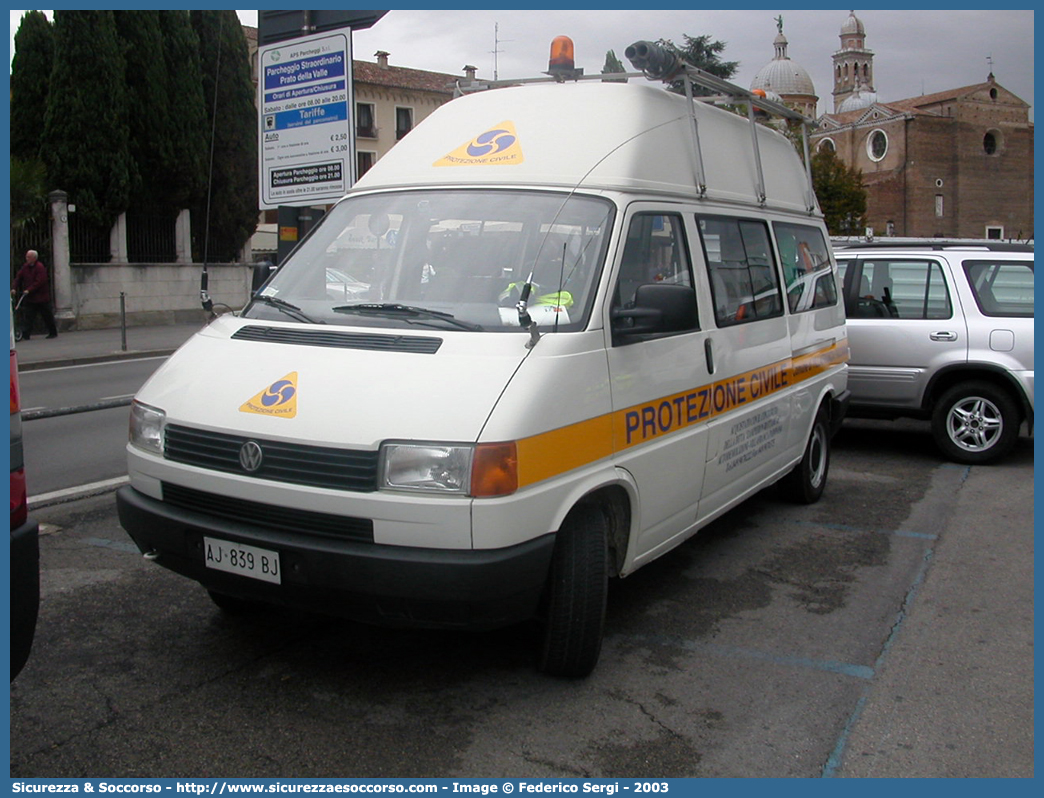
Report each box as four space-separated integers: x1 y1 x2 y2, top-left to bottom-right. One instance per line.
930 331 958 341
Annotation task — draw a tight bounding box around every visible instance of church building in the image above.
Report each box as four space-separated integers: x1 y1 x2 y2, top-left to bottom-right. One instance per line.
808 11 1033 240
749 15 818 118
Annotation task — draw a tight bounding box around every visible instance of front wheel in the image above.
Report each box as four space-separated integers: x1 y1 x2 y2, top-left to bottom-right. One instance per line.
931 381 1020 464
538 504 609 678
779 406 830 504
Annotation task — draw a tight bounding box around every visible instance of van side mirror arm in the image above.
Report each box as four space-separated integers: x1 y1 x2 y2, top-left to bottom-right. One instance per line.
611 306 665 340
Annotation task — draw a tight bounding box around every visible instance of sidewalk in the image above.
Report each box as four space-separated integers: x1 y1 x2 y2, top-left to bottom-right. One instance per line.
15 321 206 371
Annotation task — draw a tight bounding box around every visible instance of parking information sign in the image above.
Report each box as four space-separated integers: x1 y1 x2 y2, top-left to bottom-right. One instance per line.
258 31 354 208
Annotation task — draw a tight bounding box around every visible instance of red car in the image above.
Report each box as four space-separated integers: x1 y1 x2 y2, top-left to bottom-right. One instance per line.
10 305 39 680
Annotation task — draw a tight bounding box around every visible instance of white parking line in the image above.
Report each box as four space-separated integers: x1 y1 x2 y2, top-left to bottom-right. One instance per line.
29 476 130 507
25 356 169 374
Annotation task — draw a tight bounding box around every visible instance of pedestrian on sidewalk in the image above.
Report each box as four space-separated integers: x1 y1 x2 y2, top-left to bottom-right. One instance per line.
11 249 58 339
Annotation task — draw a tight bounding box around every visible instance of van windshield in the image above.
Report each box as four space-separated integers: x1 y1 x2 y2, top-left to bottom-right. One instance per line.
248 190 615 332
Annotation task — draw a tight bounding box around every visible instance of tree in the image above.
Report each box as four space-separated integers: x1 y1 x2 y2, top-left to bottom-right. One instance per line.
191 10 259 263
811 147 868 235
158 11 209 213
601 49 627 83
40 10 132 234
10 11 55 163
656 34 739 95
10 158 48 230
113 11 170 215
113 11 166 213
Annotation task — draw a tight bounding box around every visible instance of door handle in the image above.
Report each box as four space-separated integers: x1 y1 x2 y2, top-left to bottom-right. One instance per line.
705 339 715 373
930 331 958 341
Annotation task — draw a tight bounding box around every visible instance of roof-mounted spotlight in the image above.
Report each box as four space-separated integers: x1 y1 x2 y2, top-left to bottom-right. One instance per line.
624 40 683 81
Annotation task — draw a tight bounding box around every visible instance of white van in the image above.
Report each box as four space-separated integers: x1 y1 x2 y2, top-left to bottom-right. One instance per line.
117 43 849 676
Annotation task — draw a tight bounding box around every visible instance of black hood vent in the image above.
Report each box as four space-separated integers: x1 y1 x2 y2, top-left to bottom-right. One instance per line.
232 325 442 354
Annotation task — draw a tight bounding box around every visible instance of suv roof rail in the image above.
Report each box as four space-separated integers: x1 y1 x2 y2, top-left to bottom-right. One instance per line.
831 237 1034 253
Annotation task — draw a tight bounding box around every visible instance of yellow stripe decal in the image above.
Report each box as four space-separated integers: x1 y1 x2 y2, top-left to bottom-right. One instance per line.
513 341 849 489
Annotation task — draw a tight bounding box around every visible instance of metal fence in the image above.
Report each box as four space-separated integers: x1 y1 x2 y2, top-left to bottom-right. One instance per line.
22 208 242 270
10 217 51 284
68 215 111 263
126 212 178 263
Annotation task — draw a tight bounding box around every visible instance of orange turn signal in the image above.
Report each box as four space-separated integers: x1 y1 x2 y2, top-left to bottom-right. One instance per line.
471 442 518 497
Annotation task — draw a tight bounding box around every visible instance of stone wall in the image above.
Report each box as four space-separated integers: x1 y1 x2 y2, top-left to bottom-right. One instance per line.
69 263 254 330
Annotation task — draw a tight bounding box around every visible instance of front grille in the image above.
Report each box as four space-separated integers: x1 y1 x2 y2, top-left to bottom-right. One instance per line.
162 483 374 542
165 424 379 492
232 325 443 354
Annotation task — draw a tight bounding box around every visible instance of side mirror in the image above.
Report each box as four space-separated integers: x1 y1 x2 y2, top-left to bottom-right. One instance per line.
611 283 698 342
251 261 278 293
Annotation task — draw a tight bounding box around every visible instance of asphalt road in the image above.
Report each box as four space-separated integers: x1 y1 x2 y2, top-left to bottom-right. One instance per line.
9 419 1034 779
19 359 164 497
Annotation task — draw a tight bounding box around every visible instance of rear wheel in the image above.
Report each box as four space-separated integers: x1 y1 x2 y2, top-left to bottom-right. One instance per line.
779 406 830 504
538 504 609 678
931 381 1020 464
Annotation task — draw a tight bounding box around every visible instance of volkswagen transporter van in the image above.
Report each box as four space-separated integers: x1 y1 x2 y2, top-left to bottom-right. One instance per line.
117 41 849 676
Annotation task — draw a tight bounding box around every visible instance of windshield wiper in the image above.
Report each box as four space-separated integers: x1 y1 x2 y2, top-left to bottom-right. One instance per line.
332 303 483 331
251 294 325 325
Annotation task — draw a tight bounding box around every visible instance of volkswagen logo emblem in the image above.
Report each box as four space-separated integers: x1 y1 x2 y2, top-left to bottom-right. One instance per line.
239 441 264 473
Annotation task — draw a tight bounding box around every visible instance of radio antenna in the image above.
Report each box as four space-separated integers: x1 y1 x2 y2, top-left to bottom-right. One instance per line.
491 22 513 80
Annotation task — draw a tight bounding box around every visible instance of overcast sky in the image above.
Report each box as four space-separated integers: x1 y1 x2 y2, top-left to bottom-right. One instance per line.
9 7 1035 121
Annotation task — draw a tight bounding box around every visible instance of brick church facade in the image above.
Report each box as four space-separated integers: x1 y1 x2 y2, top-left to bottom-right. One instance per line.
807 12 1033 240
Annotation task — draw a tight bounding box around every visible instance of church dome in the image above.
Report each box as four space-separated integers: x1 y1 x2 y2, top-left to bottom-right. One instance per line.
841 11 865 36
751 26 816 98
751 55 816 97
837 88 877 113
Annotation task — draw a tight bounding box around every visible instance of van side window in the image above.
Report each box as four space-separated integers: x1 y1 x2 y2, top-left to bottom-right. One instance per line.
773 222 838 313
613 213 696 324
846 259 952 320
697 215 783 326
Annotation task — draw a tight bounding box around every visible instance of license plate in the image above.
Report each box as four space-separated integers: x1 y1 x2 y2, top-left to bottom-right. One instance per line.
204 537 281 584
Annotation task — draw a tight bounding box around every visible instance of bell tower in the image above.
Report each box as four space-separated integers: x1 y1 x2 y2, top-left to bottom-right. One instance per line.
833 11 875 112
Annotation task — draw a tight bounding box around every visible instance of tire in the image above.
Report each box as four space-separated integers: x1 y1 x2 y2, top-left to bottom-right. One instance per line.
538 504 609 678
207 589 263 615
779 406 830 504
931 381 1020 465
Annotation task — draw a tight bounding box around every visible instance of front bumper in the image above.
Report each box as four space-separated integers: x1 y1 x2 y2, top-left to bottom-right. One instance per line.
116 486 556 630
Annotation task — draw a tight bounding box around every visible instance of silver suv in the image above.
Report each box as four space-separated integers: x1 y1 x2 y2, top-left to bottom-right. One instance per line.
834 241 1033 464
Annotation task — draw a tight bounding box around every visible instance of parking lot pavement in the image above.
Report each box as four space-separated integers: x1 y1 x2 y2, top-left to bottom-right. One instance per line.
9 421 1034 778
832 450 1034 777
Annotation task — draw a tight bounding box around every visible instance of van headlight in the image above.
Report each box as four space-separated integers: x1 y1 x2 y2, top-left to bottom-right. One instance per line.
129 400 165 455
379 441 518 497
380 443 472 493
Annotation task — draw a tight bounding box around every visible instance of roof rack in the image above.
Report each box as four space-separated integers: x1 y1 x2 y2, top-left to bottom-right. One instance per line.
454 39 818 213
832 237 1034 252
